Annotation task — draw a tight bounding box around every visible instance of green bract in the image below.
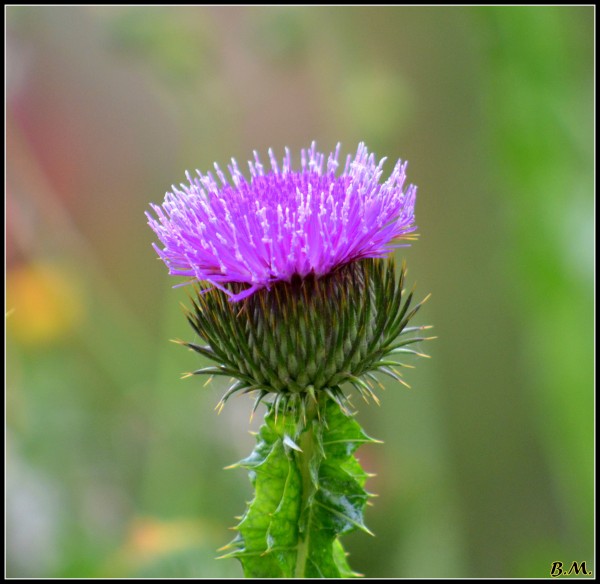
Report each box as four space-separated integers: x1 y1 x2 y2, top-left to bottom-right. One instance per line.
182 258 430 419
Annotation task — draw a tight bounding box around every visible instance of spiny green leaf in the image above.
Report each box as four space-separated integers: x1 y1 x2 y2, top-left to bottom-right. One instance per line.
225 396 377 578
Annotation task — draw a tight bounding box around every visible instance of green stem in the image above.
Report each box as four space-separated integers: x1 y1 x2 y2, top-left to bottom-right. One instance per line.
294 400 318 578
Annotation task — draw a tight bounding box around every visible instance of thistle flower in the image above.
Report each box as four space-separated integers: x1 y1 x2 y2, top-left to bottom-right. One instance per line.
147 142 428 413
147 142 417 301
147 142 432 578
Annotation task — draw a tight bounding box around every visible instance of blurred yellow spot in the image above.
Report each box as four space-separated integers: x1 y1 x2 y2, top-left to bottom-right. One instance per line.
6 262 84 345
124 517 206 563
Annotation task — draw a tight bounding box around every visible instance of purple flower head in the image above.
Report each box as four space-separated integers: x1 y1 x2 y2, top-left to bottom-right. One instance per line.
147 142 417 301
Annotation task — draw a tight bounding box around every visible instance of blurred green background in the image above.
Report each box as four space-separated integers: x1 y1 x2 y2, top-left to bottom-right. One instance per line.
6 6 593 579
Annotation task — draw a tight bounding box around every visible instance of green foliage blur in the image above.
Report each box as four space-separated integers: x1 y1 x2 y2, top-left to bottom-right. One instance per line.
6 6 593 578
